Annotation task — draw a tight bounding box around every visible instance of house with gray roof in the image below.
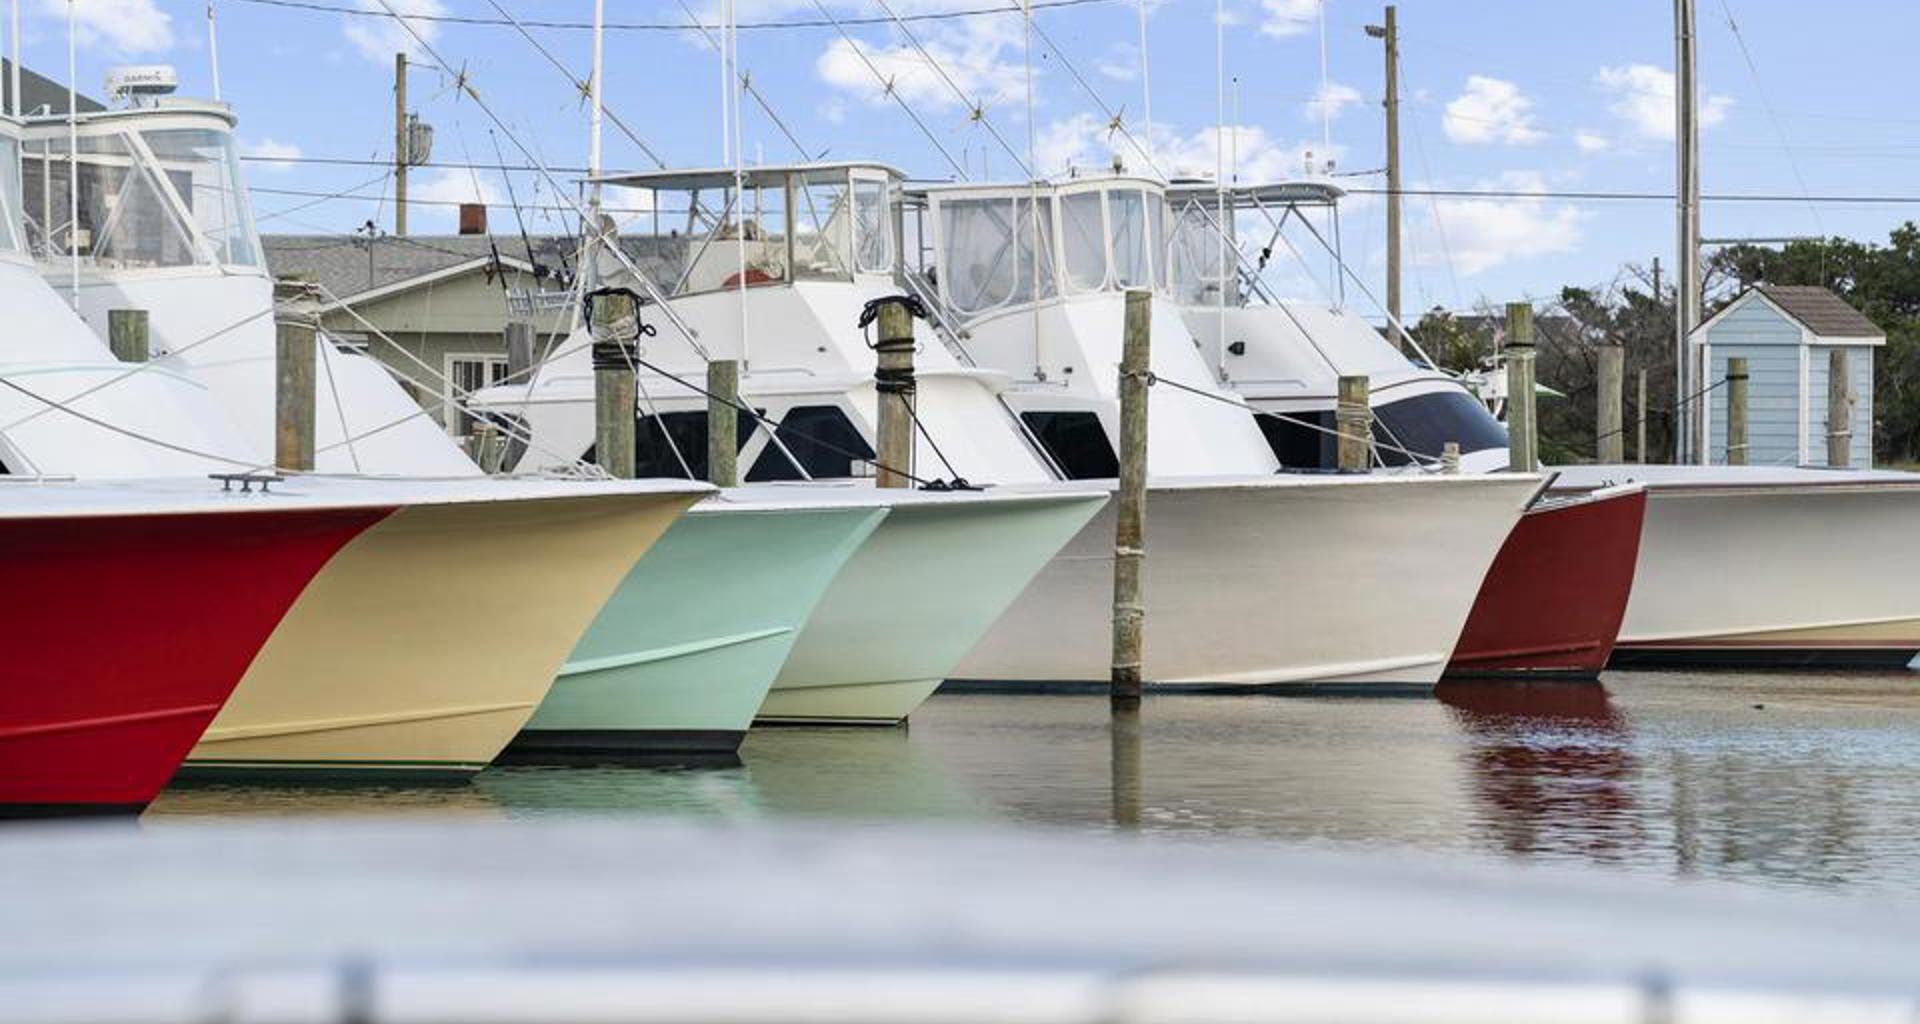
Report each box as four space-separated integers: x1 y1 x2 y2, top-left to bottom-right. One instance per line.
1699 284 1883 467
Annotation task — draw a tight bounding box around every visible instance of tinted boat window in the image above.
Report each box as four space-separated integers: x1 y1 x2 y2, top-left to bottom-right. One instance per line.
582 409 757 480
1021 411 1119 479
1254 409 1337 469
747 405 876 481
1372 390 1509 466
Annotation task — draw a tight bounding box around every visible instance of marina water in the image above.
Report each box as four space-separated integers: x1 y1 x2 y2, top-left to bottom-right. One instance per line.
144 671 1920 897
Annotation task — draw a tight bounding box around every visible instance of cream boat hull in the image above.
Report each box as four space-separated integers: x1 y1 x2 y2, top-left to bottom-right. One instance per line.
761 490 1109 725
508 500 888 760
1555 465 1920 667
182 487 702 779
954 474 1541 690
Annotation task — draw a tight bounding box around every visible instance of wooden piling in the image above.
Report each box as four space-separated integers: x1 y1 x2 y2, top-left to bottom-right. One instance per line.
1725 357 1749 466
707 360 740 487
108 309 149 363
873 299 917 489
1597 343 1624 463
1505 302 1538 473
1636 368 1647 464
589 290 638 480
1442 440 1461 473
1111 288 1152 710
1828 348 1852 468
274 288 317 472
1336 375 1372 472
503 321 535 384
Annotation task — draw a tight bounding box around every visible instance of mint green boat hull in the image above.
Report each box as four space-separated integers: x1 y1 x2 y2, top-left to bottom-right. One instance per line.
509 502 886 759
761 491 1108 725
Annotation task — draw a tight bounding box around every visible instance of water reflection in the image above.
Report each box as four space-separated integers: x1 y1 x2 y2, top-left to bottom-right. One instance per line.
133 673 1920 896
1437 681 1641 863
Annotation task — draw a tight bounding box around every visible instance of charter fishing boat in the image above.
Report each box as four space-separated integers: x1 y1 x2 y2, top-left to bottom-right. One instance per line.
2 99 712 778
0 477 380 815
475 163 1110 723
890 173 1539 689
1177 178 1920 670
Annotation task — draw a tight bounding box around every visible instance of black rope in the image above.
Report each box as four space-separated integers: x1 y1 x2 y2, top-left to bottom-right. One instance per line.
860 295 978 490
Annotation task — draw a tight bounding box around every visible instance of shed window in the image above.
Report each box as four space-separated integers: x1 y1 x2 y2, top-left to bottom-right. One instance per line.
747 405 876 481
1021 410 1119 479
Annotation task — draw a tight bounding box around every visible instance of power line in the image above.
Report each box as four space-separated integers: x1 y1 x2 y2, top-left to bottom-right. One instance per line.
228 0 1116 31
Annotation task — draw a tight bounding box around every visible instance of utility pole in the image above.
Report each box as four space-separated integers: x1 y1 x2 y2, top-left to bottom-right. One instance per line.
1674 0 1701 464
394 52 408 237
1366 8 1402 351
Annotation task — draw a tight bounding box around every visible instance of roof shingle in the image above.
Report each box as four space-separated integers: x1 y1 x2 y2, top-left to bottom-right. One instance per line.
1755 285 1884 339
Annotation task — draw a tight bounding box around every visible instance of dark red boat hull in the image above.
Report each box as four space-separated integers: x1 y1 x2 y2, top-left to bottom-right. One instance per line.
0 508 389 815
1445 487 1647 680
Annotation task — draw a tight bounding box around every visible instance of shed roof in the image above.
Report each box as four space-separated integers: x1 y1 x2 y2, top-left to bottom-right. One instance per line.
1753 285 1883 340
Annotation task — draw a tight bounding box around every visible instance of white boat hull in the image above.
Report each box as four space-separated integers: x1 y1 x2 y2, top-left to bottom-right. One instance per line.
763 490 1109 725
1556 465 1920 666
954 474 1541 689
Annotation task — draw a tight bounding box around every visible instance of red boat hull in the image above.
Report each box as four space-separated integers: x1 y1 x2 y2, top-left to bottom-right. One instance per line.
1445 487 1647 680
0 508 388 815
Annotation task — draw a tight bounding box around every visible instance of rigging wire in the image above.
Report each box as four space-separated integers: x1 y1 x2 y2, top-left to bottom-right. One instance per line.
228 0 1119 31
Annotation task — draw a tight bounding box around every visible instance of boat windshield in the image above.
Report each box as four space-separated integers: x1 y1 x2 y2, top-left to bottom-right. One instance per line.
21 123 259 269
1372 390 1511 466
937 194 1057 315
1166 191 1237 308
623 167 896 298
1055 184 1166 296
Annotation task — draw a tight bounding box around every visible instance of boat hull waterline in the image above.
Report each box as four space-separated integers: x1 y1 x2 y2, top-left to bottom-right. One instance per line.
505 502 888 761
1444 484 1647 680
181 488 703 781
954 474 1542 691
0 507 386 816
1552 468 1920 669
763 491 1110 725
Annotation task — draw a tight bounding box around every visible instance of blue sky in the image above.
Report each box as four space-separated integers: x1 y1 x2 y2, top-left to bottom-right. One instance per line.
25 0 1920 319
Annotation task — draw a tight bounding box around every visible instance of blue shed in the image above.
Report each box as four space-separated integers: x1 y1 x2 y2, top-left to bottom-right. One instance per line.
1700 285 1882 467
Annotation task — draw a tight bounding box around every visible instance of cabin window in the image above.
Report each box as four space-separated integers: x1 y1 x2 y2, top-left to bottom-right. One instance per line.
142 128 260 268
852 177 895 275
938 195 1056 315
579 409 758 480
1060 191 1107 293
1021 410 1119 479
1166 196 1230 307
746 404 876 481
1255 409 1337 470
1371 391 1510 466
792 171 854 282
1108 188 1152 290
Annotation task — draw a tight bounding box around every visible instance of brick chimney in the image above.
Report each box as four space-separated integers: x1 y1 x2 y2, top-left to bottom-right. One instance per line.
458 203 487 235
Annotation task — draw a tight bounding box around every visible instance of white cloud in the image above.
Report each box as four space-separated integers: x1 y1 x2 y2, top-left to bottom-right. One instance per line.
243 138 302 172
1443 75 1542 145
1416 171 1587 276
343 0 447 66
815 17 1026 111
1573 131 1610 153
1259 0 1319 39
1035 115 1340 182
408 167 503 232
1596 63 1732 140
1304 82 1362 124
43 0 172 54
1096 42 1139 83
